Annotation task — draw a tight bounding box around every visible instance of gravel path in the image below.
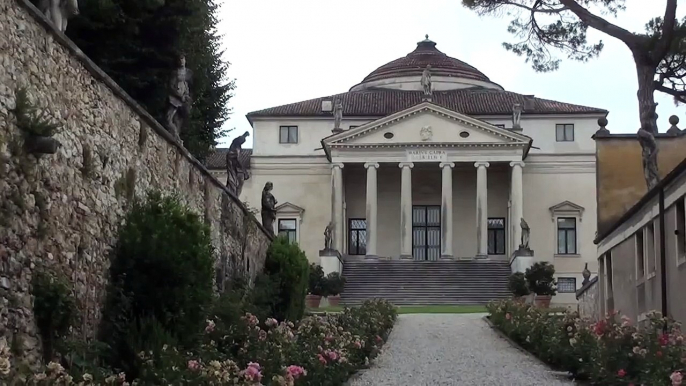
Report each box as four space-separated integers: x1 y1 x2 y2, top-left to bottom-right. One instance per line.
348 313 576 386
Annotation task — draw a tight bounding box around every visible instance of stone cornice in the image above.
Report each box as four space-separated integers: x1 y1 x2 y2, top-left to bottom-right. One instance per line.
329 142 528 149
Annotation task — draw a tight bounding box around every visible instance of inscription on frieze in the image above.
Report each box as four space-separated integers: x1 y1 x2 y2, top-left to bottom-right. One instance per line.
406 149 447 162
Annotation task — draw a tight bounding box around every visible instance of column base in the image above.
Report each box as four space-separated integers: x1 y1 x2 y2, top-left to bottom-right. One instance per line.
365 255 379 260
475 253 489 259
440 254 454 260
400 254 414 260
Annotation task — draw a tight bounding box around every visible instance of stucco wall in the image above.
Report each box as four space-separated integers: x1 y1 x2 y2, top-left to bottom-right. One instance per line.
0 0 271 364
595 134 686 237
577 278 600 320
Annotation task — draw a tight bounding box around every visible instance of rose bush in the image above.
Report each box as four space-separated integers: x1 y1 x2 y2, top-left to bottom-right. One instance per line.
488 299 686 386
1 300 397 385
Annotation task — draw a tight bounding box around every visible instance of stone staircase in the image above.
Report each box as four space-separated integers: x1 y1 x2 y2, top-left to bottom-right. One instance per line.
340 259 512 306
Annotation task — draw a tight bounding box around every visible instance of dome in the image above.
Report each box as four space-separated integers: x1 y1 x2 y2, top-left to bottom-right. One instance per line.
350 36 501 92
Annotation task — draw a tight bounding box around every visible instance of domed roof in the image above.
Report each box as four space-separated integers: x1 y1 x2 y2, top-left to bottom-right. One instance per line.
360 36 492 84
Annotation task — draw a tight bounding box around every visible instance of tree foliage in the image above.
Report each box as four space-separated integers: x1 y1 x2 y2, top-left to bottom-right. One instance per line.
59 0 234 160
462 0 686 133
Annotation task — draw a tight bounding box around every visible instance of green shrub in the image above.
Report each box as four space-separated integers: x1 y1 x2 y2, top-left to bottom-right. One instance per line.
324 272 346 297
507 272 530 297
99 191 214 374
31 269 77 361
308 263 326 296
263 236 309 321
525 262 557 296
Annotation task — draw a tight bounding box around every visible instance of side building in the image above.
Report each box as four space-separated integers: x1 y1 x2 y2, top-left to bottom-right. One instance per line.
209 37 607 306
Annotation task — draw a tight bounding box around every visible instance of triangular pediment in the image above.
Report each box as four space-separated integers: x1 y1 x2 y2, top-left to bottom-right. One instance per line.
549 201 585 217
323 102 531 148
276 202 305 215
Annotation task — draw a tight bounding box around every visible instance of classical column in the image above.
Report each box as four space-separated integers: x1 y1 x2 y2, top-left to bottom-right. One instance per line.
364 163 380 259
475 162 490 258
399 162 414 259
440 162 455 259
331 163 344 252
510 161 524 251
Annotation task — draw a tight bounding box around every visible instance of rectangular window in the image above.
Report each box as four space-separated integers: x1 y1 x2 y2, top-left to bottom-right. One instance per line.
557 217 577 254
487 218 506 255
277 219 297 243
636 229 645 278
676 198 686 261
555 124 574 142
646 222 656 274
348 219 367 255
279 126 298 144
557 277 577 293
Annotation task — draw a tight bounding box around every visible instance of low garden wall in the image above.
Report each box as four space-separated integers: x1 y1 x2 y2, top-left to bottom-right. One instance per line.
0 0 271 364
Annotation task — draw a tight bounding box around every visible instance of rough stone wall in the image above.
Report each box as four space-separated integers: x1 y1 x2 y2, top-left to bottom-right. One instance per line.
595 134 686 237
576 278 599 321
0 0 271 364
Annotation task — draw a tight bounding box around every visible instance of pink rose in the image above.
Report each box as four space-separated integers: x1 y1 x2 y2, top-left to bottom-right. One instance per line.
187 360 200 371
317 354 327 365
660 334 670 346
617 369 626 378
286 365 306 379
266 318 278 327
671 371 683 386
241 363 262 382
205 319 215 333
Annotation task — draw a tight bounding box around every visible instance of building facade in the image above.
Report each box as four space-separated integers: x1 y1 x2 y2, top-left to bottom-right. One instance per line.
211 37 608 305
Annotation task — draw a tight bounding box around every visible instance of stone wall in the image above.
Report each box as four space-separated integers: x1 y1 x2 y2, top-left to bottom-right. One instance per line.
576 277 600 321
0 0 271 364
594 132 686 237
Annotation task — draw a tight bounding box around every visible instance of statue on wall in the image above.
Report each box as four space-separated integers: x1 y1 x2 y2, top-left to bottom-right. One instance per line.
165 54 193 140
38 0 79 33
324 221 335 251
332 99 343 133
637 107 660 190
582 263 591 285
226 131 250 197
421 65 432 99
261 182 277 237
512 103 522 129
520 217 530 250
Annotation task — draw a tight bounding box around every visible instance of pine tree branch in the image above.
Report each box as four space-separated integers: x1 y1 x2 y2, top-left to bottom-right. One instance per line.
557 0 640 48
653 0 679 62
654 82 686 103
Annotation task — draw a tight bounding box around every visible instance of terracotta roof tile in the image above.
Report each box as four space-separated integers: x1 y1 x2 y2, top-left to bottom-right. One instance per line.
247 89 606 119
205 148 252 170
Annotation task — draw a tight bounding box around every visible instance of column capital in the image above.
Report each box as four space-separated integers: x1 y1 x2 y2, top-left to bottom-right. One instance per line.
331 163 344 169
474 161 490 168
364 162 380 169
509 161 525 168
439 162 455 169
398 162 414 169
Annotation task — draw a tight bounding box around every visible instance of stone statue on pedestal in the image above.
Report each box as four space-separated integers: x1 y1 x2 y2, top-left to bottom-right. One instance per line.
582 263 591 285
512 103 522 129
38 0 79 33
324 221 335 251
519 217 530 250
165 54 193 140
421 65 432 99
226 131 250 197
261 182 277 237
332 99 343 133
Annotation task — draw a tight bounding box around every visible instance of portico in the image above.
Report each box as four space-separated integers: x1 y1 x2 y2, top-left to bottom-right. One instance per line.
322 102 532 260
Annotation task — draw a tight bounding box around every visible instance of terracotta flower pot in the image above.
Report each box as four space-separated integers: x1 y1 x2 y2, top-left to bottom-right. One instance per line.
327 295 341 307
305 294 322 308
534 295 552 308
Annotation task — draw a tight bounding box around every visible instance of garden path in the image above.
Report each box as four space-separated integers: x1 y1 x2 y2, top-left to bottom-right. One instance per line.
347 313 576 386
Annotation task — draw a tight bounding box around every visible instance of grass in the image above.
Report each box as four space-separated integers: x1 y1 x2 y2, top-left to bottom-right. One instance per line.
307 305 487 314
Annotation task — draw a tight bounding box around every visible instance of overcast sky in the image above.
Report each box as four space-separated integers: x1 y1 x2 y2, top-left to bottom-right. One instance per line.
217 0 684 148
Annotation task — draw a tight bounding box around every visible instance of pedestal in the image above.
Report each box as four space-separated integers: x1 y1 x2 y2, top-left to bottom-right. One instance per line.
511 246 534 273
319 249 342 275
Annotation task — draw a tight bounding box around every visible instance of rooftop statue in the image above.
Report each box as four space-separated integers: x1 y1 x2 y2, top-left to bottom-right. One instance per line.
226 131 250 197
421 65 432 99
38 0 79 33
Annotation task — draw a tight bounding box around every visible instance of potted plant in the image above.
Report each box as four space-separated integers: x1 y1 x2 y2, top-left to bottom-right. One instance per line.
306 263 325 308
524 262 557 308
507 272 530 303
324 272 346 307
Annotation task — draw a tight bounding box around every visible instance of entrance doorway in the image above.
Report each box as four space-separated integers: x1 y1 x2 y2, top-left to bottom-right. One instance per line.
412 205 441 261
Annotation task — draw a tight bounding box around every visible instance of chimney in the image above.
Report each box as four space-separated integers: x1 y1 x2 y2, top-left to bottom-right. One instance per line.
321 100 333 112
